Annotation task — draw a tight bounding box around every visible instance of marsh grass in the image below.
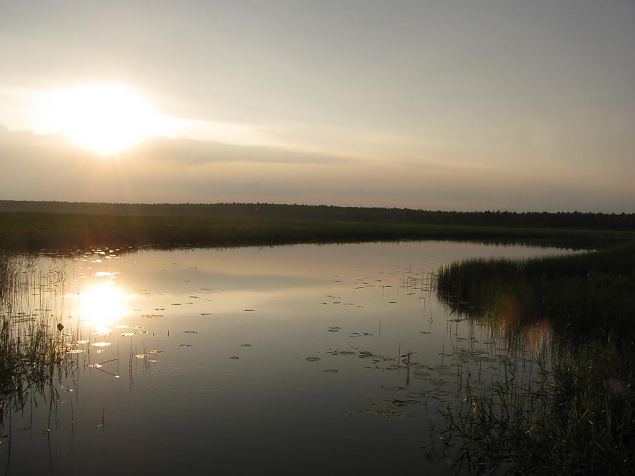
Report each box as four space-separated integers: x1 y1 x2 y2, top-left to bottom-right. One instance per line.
0 255 70 425
437 241 635 337
1 212 632 254
436 241 635 474
443 340 633 475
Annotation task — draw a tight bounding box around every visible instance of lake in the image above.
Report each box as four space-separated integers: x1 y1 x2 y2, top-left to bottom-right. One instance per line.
0 241 569 475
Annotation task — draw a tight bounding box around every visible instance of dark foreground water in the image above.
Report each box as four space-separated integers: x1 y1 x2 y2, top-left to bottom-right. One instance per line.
0 242 568 475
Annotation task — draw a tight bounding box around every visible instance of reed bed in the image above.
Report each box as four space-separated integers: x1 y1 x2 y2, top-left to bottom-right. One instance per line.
437 241 635 337
442 339 633 475
436 241 635 474
1 212 631 254
0 255 70 425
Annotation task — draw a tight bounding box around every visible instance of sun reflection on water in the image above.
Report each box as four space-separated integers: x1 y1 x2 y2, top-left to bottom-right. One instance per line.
77 281 130 332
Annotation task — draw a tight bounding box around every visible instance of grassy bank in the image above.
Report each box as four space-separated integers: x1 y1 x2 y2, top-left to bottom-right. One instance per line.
437 240 635 337
436 242 635 474
1 211 633 254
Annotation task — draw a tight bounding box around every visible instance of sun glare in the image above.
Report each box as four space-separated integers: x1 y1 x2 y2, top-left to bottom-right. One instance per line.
33 83 180 155
77 281 130 332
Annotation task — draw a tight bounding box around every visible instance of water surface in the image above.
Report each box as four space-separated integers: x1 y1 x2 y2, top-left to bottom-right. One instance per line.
0 241 568 475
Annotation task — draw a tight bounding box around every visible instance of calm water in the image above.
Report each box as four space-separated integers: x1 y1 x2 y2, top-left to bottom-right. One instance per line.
0 242 567 475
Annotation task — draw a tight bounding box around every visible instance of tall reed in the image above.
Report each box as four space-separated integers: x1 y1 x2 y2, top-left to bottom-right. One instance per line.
0 255 67 424
442 340 633 474
436 242 635 474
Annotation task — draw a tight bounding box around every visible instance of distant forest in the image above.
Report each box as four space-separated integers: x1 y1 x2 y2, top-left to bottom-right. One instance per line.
1 200 634 231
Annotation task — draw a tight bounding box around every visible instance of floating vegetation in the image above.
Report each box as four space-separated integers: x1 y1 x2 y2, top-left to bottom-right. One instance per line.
349 331 373 337
92 342 112 347
326 349 356 356
363 400 411 418
118 325 148 337
413 370 430 379
380 385 407 391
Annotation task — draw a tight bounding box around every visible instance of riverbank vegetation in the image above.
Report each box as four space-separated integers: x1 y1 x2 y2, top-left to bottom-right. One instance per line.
436 241 635 474
0 255 67 425
437 240 635 337
1 210 633 254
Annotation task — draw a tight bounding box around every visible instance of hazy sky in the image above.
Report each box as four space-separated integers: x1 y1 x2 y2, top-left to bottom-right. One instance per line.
1 0 634 211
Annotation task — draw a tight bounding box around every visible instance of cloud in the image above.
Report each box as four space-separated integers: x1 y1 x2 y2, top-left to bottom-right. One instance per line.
0 125 633 212
131 136 346 165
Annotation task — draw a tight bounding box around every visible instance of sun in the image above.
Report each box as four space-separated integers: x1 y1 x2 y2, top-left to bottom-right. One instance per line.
33 83 178 155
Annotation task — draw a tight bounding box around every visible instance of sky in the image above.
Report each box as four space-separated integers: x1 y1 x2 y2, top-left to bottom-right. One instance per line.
1 0 634 211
